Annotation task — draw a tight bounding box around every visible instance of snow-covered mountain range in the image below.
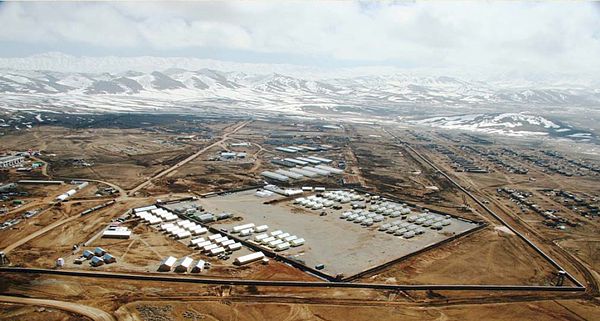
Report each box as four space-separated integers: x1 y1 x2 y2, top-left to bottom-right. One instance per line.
2 67 600 115
0 53 599 134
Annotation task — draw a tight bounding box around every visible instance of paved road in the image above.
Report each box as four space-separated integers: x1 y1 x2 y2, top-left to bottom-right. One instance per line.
128 120 250 196
0 295 116 321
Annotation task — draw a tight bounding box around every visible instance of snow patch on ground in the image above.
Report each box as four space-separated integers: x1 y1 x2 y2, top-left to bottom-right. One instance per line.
411 112 562 137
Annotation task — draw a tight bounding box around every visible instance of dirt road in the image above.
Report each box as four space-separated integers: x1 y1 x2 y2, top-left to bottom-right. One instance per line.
1 199 116 255
1 210 81 254
128 120 250 195
0 295 116 321
1 121 250 255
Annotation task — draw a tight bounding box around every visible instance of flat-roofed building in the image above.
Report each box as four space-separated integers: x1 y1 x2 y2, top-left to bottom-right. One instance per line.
0 155 24 168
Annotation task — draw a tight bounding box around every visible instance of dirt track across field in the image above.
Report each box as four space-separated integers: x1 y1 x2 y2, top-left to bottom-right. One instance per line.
0 295 115 321
128 120 250 195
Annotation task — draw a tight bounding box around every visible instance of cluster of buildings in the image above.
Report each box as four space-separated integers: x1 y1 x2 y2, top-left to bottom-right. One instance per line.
262 164 343 182
497 187 577 229
275 145 331 153
377 212 451 238
76 247 116 267
132 203 268 270
158 256 209 273
189 232 242 256
427 144 488 173
266 146 346 182
252 229 305 251
0 155 24 168
230 222 305 252
510 150 579 177
298 190 453 238
134 206 178 224
102 225 132 239
0 150 44 170
463 145 528 175
549 189 599 217
272 156 333 167
160 220 208 239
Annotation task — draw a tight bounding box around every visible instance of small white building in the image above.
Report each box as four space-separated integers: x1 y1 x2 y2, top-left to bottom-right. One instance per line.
174 230 191 239
227 243 242 251
275 242 290 251
254 233 269 242
189 237 206 246
195 241 212 249
158 256 177 272
221 239 235 247
234 251 265 265
191 260 206 273
203 244 218 252
268 239 283 248
175 256 193 272
210 247 225 256
102 228 131 239
220 152 237 159
291 238 305 247
208 234 222 241
214 236 229 244
261 236 276 244
232 223 255 233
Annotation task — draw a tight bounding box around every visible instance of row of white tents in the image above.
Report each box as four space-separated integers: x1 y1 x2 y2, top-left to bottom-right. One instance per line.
229 222 269 236
294 190 364 209
322 190 363 202
159 256 208 273
189 233 243 255
252 229 304 251
133 205 258 270
160 220 208 239
134 208 178 225
55 181 89 202
276 146 329 154
369 202 412 216
312 192 458 238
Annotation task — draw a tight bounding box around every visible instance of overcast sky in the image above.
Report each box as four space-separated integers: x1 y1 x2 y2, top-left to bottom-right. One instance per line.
1 1 600 80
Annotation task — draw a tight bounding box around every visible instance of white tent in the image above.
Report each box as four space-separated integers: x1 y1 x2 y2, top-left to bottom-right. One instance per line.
175 256 193 272
158 256 177 272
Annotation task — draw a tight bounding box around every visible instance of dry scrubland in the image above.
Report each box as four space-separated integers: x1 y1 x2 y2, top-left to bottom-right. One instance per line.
0 116 599 320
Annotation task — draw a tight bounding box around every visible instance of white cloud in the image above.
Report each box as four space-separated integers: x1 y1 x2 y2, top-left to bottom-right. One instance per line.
1 1 600 81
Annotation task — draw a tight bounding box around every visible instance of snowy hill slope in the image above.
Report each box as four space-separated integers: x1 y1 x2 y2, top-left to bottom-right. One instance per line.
411 113 595 140
1 67 600 114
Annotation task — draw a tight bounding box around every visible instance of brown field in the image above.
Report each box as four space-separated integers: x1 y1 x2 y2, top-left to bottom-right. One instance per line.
0 125 226 190
1 273 599 321
0 303 91 321
366 228 560 286
1 117 600 320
